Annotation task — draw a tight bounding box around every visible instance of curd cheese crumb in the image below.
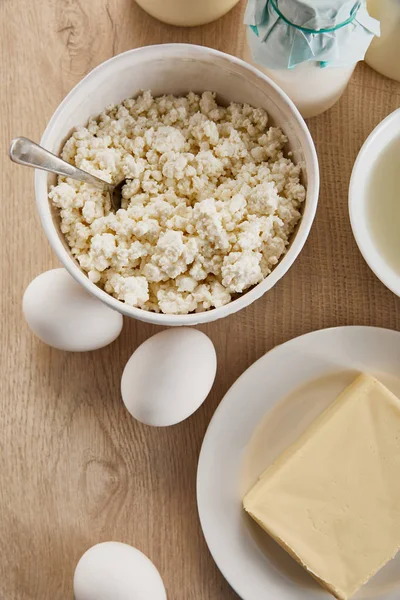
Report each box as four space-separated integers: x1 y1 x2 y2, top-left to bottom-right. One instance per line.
50 91 305 314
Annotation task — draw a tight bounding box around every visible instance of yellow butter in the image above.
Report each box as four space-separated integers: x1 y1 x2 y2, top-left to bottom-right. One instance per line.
243 373 400 600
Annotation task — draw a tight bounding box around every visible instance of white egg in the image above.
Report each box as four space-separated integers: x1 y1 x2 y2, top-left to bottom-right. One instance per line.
23 269 123 351
121 328 217 426
73 542 167 600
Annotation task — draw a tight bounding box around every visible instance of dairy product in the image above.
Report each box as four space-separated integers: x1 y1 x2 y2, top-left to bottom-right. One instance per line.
244 29 355 119
243 0 380 118
243 373 400 600
135 0 241 26
49 91 305 315
367 134 400 274
366 0 400 83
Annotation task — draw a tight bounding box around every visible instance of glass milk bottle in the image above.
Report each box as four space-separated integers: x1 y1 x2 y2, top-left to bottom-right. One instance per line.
243 0 380 118
135 0 241 26
243 32 356 119
365 0 400 82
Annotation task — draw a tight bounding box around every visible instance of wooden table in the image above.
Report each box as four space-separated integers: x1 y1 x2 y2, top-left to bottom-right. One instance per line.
1 1 400 598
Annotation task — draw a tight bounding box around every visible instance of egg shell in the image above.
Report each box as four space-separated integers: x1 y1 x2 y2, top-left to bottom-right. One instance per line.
73 541 167 600
121 327 217 426
23 268 123 351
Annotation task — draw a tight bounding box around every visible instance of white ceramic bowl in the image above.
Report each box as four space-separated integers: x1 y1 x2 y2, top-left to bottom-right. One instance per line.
349 108 400 298
35 44 319 326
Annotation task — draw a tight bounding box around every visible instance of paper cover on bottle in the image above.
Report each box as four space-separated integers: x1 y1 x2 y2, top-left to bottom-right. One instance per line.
245 0 380 68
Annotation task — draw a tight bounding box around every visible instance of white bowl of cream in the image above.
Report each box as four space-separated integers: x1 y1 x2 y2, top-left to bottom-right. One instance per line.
349 108 400 298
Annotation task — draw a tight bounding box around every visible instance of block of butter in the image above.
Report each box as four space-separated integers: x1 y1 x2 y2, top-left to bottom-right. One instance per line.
243 373 400 600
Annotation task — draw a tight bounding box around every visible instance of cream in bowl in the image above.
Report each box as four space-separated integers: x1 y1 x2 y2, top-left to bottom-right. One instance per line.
35 44 319 325
349 108 400 297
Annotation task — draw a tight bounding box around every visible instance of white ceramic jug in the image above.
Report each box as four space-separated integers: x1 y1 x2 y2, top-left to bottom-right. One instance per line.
135 0 241 26
365 0 400 82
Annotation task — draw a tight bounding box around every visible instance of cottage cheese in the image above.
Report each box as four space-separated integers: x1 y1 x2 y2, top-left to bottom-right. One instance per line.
49 91 305 314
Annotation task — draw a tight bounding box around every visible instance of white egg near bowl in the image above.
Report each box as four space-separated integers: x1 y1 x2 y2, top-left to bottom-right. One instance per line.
121 328 217 426
349 108 400 298
35 44 319 326
23 268 123 351
74 542 166 600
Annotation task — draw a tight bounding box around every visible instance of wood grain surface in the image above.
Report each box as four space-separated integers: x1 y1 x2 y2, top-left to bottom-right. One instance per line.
1 1 400 599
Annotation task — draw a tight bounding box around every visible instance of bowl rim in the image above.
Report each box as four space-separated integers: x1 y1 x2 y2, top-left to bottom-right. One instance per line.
35 43 319 325
349 107 400 299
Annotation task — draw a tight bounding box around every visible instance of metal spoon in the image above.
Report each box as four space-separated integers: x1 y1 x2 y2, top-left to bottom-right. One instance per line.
9 137 123 211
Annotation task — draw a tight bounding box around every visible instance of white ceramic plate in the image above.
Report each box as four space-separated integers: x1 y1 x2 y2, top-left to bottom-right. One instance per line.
197 326 400 600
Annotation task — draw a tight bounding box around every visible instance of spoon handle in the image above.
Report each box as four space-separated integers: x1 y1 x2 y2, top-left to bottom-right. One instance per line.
9 137 111 192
